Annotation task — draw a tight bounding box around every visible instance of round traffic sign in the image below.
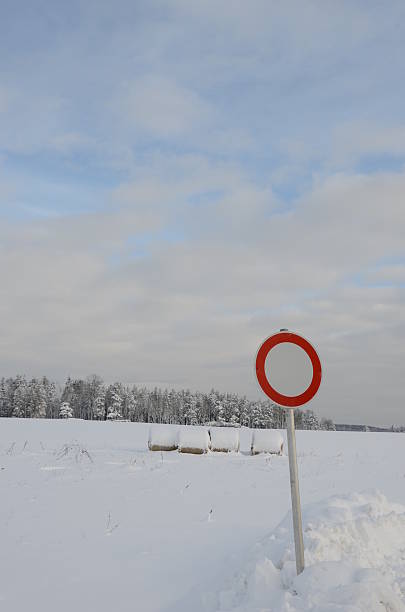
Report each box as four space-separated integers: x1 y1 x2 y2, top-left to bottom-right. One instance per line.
255 331 322 407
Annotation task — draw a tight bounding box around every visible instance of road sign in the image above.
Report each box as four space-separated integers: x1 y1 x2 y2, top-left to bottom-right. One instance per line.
255 330 322 576
255 330 322 407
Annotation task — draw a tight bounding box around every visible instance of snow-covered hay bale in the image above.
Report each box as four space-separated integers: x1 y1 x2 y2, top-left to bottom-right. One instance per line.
209 427 240 453
251 429 284 455
148 425 178 451
178 427 210 455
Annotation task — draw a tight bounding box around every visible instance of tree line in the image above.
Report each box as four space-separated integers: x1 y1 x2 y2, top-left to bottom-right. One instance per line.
0 374 335 430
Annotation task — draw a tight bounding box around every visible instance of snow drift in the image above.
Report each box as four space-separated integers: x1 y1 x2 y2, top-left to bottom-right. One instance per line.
178 426 210 454
209 427 240 453
148 425 178 451
211 490 405 612
251 429 284 455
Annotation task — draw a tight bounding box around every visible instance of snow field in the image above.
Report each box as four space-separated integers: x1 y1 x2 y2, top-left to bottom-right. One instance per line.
1 419 405 612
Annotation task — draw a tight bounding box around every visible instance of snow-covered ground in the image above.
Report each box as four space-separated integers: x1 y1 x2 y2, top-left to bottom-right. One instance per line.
1 418 405 612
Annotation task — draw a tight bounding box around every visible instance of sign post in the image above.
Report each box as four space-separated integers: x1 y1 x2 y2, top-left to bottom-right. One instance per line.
286 407 305 574
255 330 322 575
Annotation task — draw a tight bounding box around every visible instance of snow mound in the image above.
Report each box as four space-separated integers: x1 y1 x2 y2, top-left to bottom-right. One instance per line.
210 427 240 453
178 426 210 454
251 429 284 455
148 425 178 451
212 491 405 611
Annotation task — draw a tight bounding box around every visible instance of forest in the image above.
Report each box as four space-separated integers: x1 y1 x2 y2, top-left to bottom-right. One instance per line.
0 375 335 430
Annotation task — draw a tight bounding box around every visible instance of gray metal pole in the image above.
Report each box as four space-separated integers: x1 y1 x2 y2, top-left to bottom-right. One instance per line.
286 407 305 575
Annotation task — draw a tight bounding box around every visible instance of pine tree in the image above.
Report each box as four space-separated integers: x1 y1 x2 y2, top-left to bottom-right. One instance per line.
93 386 106 420
302 409 320 430
85 375 104 420
106 383 123 420
122 387 137 421
12 377 27 417
216 400 226 425
320 418 336 431
0 374 328 429
42 378 59 419
226 395 240 427
260 401 274 428
61 377 74 403
59 402 73 418
0 378 9 417
32 379 47 418
161 390 170 424
184 393 198 425
251 403 262 428
239 398 251 427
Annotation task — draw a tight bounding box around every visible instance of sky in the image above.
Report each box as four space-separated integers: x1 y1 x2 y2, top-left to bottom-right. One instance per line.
1 1 405 426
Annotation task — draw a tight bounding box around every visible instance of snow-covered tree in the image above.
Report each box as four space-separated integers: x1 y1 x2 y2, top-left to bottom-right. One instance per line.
250 403 263 428
0 374 328 429
12 377 27 417
320 418 336 431
106 383 123 420
184 393 198 425
59 402 73 419
93 386 106 420
42 378 59 419
29 379 47 418
259 402 274 428
207 390 218 423
84 375 104 420
238 398 250 427
226 395 240 426
302 409 320 430
216 400 226 425
61 377 74 405
0 378 9 417
229 406 240 427
107 407 122 420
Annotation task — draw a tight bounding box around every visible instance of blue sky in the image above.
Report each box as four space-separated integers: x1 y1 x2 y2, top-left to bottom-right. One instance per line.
1 1 405 424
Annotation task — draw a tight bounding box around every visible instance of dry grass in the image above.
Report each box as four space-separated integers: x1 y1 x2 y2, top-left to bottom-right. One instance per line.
251 442 284 456
148 443 178 452
178 446 207 455
211 445 240 453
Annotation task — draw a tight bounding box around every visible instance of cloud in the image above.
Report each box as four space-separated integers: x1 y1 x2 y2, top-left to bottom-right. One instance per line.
326 122 405 169
363 263 405 286
2 1 405 426
116 75 213 138
1 155 405 425
0 87 11 113
1 0 403 163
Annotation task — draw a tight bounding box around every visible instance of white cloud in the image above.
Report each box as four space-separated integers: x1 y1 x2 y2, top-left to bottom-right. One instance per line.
116 75 213 138
2 1 405 427
328 122 405 168
364 264 405 286
1 159 405 425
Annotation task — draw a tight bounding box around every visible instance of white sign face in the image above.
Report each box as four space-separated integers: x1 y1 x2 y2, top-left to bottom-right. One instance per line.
265 341 313 397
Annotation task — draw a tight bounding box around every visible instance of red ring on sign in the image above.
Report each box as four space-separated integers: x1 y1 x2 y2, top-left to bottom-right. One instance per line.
255 332 322 407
